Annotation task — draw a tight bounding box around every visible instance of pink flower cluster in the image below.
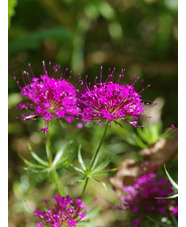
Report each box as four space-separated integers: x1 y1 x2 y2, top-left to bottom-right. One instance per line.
79 67 148 126
119 172 176 227
15 62 152 132
34 195 87 227
14 62 80 133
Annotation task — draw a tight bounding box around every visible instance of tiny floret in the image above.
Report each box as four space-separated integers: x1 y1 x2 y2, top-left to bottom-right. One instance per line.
34 195 87 227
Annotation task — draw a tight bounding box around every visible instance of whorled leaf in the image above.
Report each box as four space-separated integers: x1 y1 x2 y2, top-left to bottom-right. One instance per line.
164 164 178 190
92 157 112 173
78 144 86 171
52 141 73 167
19 154 46 169
92 168 117 176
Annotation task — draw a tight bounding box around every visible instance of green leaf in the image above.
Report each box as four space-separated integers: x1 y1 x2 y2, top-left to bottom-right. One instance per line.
135 134 148 148
137 127 150 143
27 144 49 167
91 176 101 182
92 168 117 176
155 194 178 199
30 151 49 167
19 154 45 169
53 141 73 167
24 167 50 173
90 152 100 170
92 157 112 173
78 145 86 170
73 178 86 184
164 165 178 190
52 149 65 167
71 165 85 175
91 176 108 191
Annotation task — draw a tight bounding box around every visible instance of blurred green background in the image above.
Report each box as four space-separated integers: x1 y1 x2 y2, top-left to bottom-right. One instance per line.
8 0 178 226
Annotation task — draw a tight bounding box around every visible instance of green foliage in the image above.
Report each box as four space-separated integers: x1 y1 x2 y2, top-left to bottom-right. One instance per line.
156 165 178 200
123 122 175 149
164 165 178 191
19 141 73 174
9 27 73 57
70 145 116 190
8 0 17 28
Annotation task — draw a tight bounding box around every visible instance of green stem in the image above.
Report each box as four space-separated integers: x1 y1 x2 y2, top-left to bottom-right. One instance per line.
46 133 53 166
81 121 110 198
90 121 110 170
81 177 89 199
45 126 63 196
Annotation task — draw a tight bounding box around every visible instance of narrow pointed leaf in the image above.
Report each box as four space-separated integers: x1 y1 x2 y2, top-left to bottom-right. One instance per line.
72 165 85 175
28 144 49 166
52 149 65 166
78 145 86 170
92 157 112 173
135 135 148 148
90 152 100 170
137 127 150 143
73 177 86 184
24 167 50 173
155 194 178 199
23 167 40 172
53 141 73 167
19 154 45 169
91 176 101 182
91 176 108 191
164 165 178 190
93 168 117 176
30 151 48 167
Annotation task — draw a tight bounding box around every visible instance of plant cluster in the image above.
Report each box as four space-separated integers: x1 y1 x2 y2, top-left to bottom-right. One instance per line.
11 62 178 227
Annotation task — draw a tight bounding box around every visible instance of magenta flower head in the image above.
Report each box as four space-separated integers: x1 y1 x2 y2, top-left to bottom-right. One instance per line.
119 172 175 226
14 62 80 133
34 195 87 227
78 67 153 126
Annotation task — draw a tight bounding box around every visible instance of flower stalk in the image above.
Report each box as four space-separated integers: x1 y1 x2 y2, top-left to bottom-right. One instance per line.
81 121 110 198
45 124 63 196
90 121 110 170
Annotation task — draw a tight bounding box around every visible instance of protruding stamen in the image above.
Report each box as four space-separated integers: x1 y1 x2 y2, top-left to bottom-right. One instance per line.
49 61 51 77
129 75 137 85
22 71 27 86
42 61 48 76
139 84 150 94
95 76 98 84
132 76 140 86
100 66 103 83
28 63 35 78
135 79 144 91
15 79 22 90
